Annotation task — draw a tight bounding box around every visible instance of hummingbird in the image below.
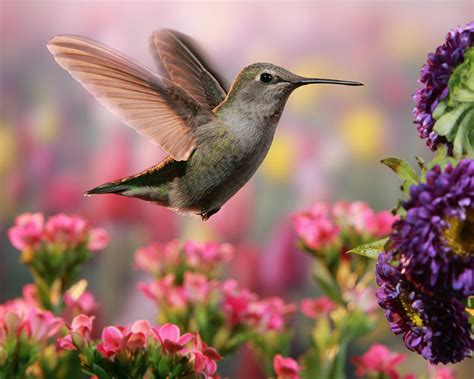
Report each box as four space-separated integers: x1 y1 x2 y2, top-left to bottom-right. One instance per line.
47 30 362 220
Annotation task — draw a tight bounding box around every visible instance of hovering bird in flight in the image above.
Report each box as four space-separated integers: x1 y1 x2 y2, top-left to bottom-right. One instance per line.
47 30 362 220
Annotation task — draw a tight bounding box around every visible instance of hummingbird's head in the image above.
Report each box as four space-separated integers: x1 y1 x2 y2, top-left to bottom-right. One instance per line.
221 63 362 122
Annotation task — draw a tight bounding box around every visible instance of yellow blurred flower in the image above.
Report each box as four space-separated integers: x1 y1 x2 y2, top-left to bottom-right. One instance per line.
261 132 298 183
31 101 60 144
0 121 17 175
339 106 385 161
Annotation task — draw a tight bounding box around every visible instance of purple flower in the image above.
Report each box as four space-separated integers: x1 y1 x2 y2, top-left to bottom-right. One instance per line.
376 250 473 364
390 159 474 298
413 22 474 151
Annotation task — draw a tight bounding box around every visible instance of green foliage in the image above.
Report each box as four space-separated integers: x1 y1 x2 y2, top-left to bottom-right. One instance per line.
433 47 474 157
347 238 389 260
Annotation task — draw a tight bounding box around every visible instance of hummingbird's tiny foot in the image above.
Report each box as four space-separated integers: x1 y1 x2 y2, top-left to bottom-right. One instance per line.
200 207 220 221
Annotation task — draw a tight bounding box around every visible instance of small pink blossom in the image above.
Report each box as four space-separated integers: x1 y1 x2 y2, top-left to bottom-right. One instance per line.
184 241 234 268
27 309 64 342
22 284 39 306
248 297 296 331
186 334 221 376
1 302 63 344
71 314 94 338
97 326 129 358
139 274 187 309
344 287 378 314
44 214 88 247
57 334 75 350
183 272 215 303
300 297 336 318
274 354 301 379
222 279 256 325
430 366 455 379
352 344 406 379
372 210 398 237
8 212 44 250
64 290 97 316
88 228 109 251
127 320 151 350
293 202 340 250
134 240 181 275
152 323 193 353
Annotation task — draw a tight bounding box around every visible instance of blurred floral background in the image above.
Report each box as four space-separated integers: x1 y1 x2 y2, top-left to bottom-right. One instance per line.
0 1 472 377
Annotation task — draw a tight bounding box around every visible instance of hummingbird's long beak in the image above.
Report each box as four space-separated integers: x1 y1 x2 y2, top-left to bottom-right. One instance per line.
295 78 364 86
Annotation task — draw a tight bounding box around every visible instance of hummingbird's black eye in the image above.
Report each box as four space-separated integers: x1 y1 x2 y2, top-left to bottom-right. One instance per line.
260 73 273 83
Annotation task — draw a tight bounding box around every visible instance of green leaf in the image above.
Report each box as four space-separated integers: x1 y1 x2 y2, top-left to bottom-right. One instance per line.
453 107 474 157
433 103 471 140
380 158 418 185
347 238 389 260
92 364 112 379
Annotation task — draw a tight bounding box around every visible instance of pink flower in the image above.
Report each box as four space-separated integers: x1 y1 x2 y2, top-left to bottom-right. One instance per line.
352 344 406 379
293 202 340 250
134 240 181 275
152 323 193 353
430 366 455 379
139 274 187 309
300 297 336 318
57 334 75 350
64 290 97 316
44 214 88 247
71 314 94 338
184 241 234 267
88 228 108 251
22 284 39 306
8 212 44 250
188 334 221 376
27 309 64 342
97 326 129 358
222 279 256 325
127 320 151 350
273 354 301 379
248 297 296 331
372 210 398 237
183 272 215 303
344 287 378 314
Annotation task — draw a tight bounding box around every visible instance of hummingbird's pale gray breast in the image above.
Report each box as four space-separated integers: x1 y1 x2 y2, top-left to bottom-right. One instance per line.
47 30 362 220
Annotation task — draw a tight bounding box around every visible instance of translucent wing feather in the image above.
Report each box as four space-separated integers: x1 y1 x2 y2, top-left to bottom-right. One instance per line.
150 30 227 109
47 35 216 161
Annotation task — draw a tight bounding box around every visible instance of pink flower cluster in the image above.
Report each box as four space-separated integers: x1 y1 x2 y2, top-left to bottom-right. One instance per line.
8 212 108 252
58 316 221 376
332 201 397 237
352 344 457 379
19 283 97 320
139 272 217 309
273 354 301 379
352 344 407 379
222 280 295 332
134 240 234 276
0 300 63 345
300 296 336 319
293 201 398 250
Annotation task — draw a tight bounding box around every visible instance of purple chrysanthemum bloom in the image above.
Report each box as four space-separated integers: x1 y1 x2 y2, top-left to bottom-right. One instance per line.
390 159 474 298
413 22 474 151
376 250 473 364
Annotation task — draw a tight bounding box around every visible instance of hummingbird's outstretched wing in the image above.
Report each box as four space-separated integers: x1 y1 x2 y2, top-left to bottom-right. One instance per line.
150 30 227 110
47 35 216 161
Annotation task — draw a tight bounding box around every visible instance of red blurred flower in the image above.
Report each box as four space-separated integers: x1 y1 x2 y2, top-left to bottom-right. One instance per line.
44 214 88 247
293 202 340 250
273 354 301 379
248 297 296 331
87 227 109 251
184 241 234 268
300 297 336 318
222 279 256 325
352 344 406 379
